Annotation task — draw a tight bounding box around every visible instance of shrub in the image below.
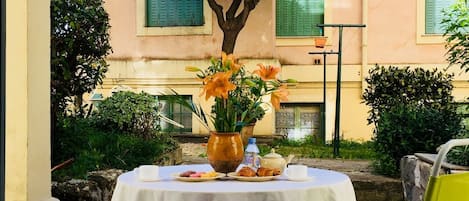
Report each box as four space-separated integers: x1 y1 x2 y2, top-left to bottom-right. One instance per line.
52 117 178 180
51 0 112 115
374 104 463 176
363 65 454 126
94 91 160 139
363 65 463 177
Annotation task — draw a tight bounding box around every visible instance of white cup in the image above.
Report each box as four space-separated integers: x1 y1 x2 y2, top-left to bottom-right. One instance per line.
138 165 159 181
286 164 308 179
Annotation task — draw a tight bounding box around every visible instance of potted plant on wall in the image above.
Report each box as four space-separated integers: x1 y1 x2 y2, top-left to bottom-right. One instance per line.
314 37 328 48
175 52 295 173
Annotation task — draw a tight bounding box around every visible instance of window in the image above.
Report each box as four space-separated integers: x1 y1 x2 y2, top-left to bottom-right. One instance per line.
157 96 192 133
425 0 457 34
416 0 456 43
276 0 324 37
275 103 322 141
136 0 212 36
146 0 204 27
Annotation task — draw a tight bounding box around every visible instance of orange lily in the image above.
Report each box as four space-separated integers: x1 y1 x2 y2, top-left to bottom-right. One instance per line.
271 84 289 110
221 52 241 73
253 64 280 81
202 72 236 100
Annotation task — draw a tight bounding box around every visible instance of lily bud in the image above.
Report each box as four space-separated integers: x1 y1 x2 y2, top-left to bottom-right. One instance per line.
244 79 256 87
285 78 297 83
185 66 201 72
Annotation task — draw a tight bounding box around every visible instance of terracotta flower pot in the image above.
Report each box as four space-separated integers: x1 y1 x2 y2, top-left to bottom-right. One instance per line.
207 131 244 173
314 37 327 48
240 123 256 147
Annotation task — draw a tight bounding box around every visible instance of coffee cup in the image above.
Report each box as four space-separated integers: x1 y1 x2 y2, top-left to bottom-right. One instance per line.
138 165 159 181
285 164 308 179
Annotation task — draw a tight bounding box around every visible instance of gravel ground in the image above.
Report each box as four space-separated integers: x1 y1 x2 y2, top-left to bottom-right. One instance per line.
180 143 373 174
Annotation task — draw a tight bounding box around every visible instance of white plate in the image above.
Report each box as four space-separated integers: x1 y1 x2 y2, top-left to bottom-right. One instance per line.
286 176 313 182
227 172 281 182
172 172 225 182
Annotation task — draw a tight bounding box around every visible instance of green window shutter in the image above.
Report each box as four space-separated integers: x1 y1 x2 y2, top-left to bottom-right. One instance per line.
276 0 324 37
425 0 456 34
146 0 204 27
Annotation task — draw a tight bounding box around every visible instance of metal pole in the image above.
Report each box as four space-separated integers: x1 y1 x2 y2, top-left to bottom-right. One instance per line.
308 51 338 144
322 53 326 144
316 23 365 158
333 27 344 157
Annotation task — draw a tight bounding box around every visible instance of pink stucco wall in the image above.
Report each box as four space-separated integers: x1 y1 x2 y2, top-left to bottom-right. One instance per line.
105 0 448 64
367 0 446 64
105 0 275 60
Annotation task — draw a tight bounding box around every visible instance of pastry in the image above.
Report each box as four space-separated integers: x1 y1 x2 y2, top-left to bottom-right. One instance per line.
257 167 274 176
238 166 256 177
272 168 281 176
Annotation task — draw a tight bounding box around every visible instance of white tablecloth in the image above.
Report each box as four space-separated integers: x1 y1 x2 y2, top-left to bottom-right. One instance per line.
111 164 356 201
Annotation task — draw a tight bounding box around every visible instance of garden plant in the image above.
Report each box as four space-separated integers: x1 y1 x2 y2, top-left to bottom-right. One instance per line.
363 65 463 177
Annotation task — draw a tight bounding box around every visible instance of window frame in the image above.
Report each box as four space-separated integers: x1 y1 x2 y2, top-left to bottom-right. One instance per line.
136 0 212 36
157 95 193 134
275 103 323 141
275 0 332 47
416 0 449 44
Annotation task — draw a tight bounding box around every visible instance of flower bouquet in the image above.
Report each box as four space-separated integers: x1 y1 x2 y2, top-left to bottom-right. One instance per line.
174 52 295 173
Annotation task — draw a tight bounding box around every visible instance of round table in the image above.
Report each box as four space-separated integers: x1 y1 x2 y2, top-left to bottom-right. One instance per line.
111 164 356 201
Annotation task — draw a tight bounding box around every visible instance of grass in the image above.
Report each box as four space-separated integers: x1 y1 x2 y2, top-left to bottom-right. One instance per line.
258 137 375 160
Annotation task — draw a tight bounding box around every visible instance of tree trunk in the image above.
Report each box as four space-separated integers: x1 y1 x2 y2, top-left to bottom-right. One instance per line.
222 30 241 54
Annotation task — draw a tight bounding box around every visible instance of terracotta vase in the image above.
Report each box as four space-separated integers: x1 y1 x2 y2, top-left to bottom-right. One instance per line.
206 131 244 173
240 123 256 147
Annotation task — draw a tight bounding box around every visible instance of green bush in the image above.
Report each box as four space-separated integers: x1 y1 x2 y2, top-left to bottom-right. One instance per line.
374 104 463 176
94 91 160 139
363 65 463 177
52 117 178 180
363 65 454 126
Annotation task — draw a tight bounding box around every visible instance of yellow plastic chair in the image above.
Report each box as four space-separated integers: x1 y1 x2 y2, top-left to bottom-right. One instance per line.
424 139 469 201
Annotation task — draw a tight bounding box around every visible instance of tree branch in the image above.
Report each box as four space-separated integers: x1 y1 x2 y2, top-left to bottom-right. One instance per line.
227 0 242 20
236 0 260 28
207 0 226 30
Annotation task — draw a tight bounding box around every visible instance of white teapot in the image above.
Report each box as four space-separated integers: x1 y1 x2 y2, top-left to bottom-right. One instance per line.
259 149 294 173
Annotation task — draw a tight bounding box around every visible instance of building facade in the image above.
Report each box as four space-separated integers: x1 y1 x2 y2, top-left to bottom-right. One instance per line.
100 0 469 141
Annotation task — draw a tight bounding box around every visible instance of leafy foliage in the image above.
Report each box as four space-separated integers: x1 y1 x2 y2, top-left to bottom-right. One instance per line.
374 104 463 176
441 0 469 71
257 137 374 160
52 117 178 180
447 132 469 166
363 65 454 126
363 65 463 177
93 91 160 139
51 0 112 115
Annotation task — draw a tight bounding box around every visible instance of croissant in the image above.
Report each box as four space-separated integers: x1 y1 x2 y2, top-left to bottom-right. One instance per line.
257 167 274 177
238 166 256 177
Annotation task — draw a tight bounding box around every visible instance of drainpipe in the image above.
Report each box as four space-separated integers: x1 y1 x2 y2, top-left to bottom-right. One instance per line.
361 0 368 95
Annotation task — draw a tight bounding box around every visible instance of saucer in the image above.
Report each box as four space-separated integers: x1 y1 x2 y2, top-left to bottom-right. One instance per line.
138 177 161 182
286 176 313 182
